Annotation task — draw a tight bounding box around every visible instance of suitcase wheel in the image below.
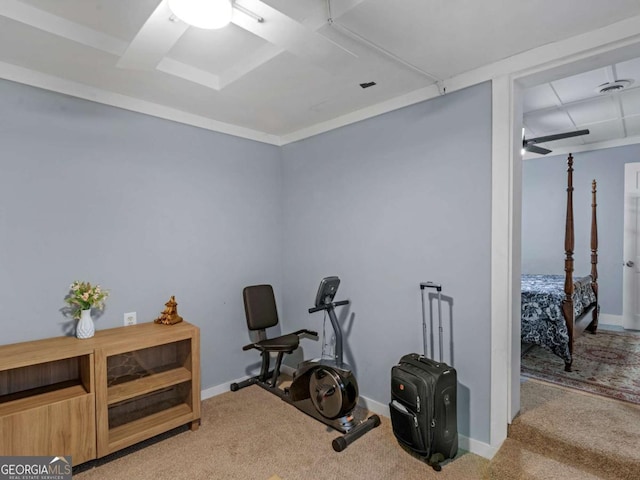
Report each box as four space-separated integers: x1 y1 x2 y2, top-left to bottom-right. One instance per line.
429 453 445 472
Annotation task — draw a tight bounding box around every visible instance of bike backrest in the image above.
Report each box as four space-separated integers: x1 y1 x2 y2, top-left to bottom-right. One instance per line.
243 284 279 331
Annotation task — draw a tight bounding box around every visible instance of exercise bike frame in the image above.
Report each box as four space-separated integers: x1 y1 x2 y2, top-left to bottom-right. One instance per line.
230 286 380 451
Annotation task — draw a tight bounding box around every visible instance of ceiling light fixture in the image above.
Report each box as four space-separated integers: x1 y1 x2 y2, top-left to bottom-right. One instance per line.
167 0 233 30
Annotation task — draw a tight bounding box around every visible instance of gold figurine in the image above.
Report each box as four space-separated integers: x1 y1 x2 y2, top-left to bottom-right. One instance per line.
154 296 184 325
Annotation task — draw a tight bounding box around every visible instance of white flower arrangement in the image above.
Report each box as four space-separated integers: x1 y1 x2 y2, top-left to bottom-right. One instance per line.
65 281 109 319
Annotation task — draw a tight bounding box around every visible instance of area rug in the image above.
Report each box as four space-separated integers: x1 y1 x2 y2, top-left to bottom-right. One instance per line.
521 330 640 405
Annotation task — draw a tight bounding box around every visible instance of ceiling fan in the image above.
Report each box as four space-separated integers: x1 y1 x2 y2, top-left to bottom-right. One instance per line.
522 129 590 155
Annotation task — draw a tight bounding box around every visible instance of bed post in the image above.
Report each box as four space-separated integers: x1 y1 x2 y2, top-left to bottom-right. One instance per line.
588 179 599 333
563 154 575 372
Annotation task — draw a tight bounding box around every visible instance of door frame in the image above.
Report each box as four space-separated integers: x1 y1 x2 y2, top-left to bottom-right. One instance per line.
489 27 640 454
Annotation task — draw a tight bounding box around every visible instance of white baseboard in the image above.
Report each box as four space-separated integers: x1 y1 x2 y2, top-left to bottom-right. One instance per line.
462 436 499 460
201 377 496 460
599 314 623 328
201 376 250 400
357 393 388 417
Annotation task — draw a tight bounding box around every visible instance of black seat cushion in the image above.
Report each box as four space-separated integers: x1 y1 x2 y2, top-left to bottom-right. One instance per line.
254 333 300 353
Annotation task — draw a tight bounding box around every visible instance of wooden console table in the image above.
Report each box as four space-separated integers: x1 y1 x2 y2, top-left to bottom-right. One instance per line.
0 322 200 465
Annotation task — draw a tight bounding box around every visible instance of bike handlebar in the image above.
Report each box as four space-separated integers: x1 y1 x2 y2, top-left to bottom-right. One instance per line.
420 281 442 292
308 299 349 314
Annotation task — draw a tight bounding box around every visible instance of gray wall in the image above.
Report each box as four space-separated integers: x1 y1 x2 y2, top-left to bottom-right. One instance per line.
522 144 640 316
0 79 283 389
1 78 494 446
280 82 493 443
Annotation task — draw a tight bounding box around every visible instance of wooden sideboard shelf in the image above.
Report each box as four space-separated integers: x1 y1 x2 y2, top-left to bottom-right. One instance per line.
108 403 194 454
0 382 89 417
107 366 192 405
95 323 200 458
0 321 200 466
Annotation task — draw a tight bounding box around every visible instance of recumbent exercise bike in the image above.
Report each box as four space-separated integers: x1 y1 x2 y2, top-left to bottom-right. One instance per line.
230 276 380 451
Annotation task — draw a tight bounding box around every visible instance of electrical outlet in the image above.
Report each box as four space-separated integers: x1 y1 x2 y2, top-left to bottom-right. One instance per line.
124 312 137 326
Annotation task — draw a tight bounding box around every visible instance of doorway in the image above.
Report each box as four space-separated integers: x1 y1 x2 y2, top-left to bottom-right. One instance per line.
494 38 640 453
623 162 640 330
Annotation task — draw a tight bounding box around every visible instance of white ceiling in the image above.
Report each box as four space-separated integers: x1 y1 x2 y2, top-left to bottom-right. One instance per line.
523 57 640 156
3 0 640 146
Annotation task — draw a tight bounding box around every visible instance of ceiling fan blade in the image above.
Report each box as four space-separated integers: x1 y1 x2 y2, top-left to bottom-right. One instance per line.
232 0 357 74
525 144 552 155
527 129 590 145
117 0 189 70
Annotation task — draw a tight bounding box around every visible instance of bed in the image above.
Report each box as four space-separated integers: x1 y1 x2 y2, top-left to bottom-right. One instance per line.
521 154 599 371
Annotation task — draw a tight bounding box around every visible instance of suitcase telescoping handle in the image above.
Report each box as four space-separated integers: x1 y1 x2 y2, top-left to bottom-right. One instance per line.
420 282 443 363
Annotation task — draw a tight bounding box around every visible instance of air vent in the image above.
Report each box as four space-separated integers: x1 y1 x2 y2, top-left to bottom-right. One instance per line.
596 79 633 94
359 81 376 89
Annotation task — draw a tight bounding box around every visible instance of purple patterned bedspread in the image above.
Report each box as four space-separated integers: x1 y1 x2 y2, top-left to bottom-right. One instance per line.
521 274 596 363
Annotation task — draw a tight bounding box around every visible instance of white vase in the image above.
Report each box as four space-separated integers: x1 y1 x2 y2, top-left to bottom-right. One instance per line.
76 308 95 339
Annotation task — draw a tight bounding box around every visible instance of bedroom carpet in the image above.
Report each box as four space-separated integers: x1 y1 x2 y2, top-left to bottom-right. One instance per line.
67 328 640 480
521 329 640 405
488 380 640 480
74 385 488 480
71 376 640 479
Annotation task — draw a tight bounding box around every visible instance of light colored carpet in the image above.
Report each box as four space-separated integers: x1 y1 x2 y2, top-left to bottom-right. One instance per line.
75 385 488 480
73 376 640 479
489 379 640 480
488 438 609 480
521 330 640 404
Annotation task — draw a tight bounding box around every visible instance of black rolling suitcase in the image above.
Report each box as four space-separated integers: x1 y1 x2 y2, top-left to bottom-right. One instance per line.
390 282 458 471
